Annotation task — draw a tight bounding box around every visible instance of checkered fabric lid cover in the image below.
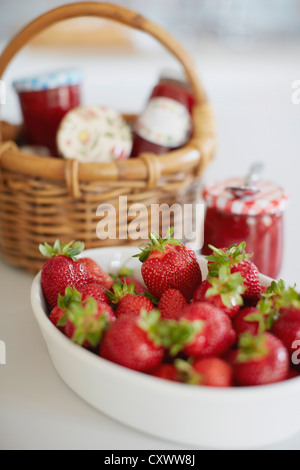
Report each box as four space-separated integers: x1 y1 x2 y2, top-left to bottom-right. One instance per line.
203 178 289 215
12 68 83 92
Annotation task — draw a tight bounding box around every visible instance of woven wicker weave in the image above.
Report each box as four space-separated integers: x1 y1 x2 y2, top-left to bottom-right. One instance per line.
0 2 216 273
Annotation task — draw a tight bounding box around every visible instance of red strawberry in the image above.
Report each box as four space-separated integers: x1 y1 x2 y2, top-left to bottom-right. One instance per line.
99 312 164 372
115 294 154 318
158 288 188 320
65 297 114 349
106 278 154 317
49 286 82 331
180 302 236 357
252 280 300 362
233 332 289 386
79 282 109 305
193 266 245 318
148 363 180 382
39 240 88 309
135 227 202 300
175 357 233 387
79 257 113 290
50 306 67 331
206 243 261 300
233 307 265 335
272 306 300 357
243 284 267 307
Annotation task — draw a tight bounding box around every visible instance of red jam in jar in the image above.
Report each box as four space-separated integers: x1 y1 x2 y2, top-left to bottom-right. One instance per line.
13 69 82 156
130 68 195 157
201 178 289 279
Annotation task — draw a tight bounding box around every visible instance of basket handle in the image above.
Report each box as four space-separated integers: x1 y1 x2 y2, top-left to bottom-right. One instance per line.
0 2 206 114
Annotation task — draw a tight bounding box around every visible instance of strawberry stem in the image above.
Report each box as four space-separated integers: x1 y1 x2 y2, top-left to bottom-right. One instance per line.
67 297 109 347
236 332 268 363
133 227 182 263
106 278 138 304
175 358 203 385
56 286 83 327
245 279 300 333
138 309 203 356
205 242 252 278
205 265 246 309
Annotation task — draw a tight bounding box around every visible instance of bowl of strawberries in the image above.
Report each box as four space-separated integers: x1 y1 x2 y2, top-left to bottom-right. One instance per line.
31 229 300 449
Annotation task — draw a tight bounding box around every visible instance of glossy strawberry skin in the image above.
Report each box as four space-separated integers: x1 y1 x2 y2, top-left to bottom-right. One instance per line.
99 315 164 372
243 285 267 307
41 255 88 309
49 305 66 332
193 279 240 318
141 244 202 301
79 257 113 290
231 259 261 300
149 363 180 382
233 307 261 336
79 283 109 305
193 357 233 387
158 288 188 321
233 333 289 386
181 302 236 358
272 307 300 356
115 294 154 318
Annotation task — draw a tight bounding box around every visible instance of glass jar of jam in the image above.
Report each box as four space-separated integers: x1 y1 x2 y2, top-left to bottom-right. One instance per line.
13 68 82 156
201 177 289 279
130 68 195 157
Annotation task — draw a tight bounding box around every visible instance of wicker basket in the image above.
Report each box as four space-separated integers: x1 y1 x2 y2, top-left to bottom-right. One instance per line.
0 2 216 273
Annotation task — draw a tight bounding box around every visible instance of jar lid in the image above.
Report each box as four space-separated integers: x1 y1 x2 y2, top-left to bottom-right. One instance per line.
159 67 188 84
203 178 289 215
12 68 83 92
57 106 132 163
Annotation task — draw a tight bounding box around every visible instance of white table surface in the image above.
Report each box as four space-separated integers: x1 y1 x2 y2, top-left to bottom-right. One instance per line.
1 36 300 450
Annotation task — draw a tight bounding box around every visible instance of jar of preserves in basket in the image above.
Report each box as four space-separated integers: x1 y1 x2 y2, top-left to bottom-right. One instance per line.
130 68 195 157
201 176 289 279
12 68 82 156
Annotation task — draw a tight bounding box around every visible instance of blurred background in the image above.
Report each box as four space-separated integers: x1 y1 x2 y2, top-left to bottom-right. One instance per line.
1 0 300 45
0 0 300 284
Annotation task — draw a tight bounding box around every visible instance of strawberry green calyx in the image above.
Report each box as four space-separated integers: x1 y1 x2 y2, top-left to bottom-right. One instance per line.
57 286 82 309
262 279 300 310
67 297 109 348
245 296 278 334
175 358 203 385
106 278 138 304
39 239 85 261
56 286 82 327
117 266 134 277
133 227 182 263
205 265 246 309
138 309 203 356
237 332 268 363
206 242 252 278
247 280 300 334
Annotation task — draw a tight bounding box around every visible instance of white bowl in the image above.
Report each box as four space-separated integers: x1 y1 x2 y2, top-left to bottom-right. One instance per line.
31 246 300 449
